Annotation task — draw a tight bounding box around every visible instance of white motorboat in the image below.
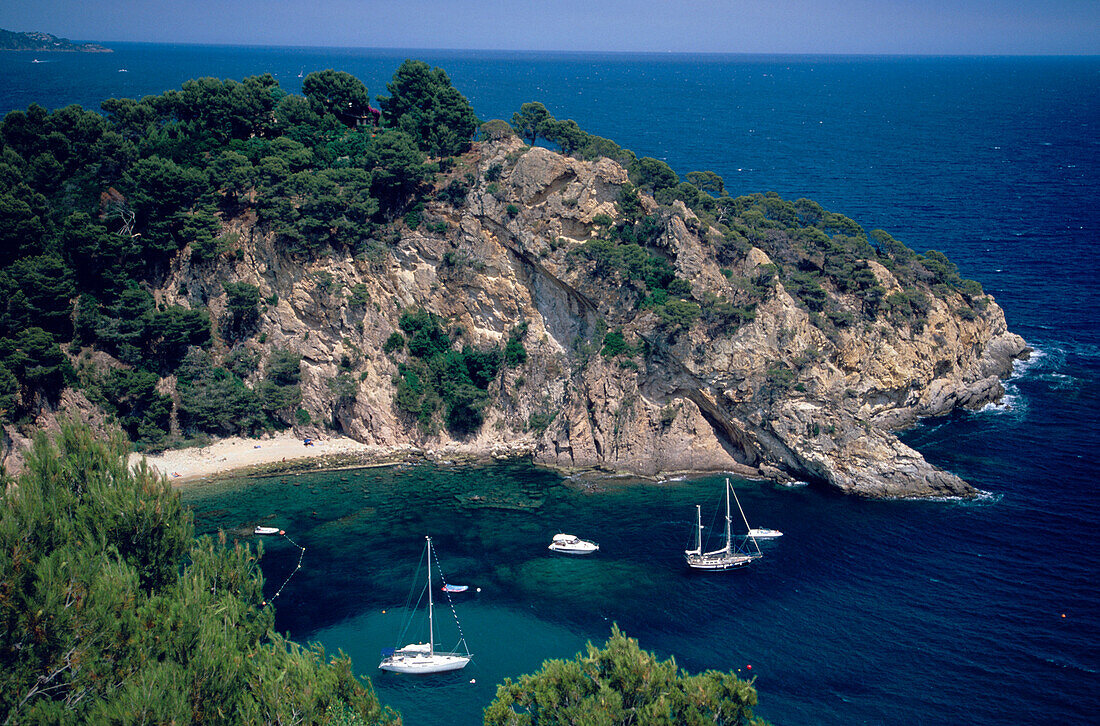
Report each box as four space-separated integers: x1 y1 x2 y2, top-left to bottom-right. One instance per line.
748 527 783 539
379 536 472 674
548 533 599 554
254 526 284 535
685 479 762 571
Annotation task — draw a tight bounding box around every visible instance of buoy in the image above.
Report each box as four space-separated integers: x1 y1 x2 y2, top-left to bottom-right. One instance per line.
746 664 752 670
476 587 482 593
1062 613 1066 618
469 678 476 684
382 609 386 614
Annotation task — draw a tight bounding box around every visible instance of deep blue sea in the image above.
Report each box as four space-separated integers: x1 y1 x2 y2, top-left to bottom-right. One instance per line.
3 46 1098 725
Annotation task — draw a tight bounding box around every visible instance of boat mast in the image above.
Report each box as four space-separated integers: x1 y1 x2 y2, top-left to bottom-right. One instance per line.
692 504 703 555
724 479 733 554
426 536 434 656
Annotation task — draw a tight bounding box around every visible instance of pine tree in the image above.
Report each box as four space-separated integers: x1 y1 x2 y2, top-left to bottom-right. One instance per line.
0 422 399 725
484 625 768 726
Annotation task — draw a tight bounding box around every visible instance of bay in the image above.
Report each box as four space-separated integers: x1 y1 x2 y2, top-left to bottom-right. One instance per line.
4 46 1098 724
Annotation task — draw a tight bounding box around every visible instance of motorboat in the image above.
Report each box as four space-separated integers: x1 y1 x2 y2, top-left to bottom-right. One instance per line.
548 533 599 554
254 526 284 535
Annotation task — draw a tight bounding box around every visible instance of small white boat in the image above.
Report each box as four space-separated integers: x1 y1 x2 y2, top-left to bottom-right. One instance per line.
748 528 783 539
254 526 284 535
548 533 599 554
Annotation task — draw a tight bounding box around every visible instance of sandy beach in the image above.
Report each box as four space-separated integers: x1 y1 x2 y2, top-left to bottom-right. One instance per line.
128 432 393 485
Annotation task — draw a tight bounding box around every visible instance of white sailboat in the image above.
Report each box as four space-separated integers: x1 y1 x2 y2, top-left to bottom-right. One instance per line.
685 478 763 571
379 536 472 674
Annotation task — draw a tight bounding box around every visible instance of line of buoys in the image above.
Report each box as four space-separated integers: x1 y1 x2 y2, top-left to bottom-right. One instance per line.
264 532 306 607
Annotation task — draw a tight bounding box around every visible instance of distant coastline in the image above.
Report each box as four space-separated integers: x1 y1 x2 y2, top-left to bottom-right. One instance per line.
0 28 112 53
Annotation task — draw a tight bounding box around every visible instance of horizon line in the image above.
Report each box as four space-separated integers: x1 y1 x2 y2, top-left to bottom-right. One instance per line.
53 39 1100 59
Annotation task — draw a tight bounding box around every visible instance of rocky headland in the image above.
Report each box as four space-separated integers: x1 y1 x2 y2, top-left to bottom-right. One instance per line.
1 136 1026 498
0 29 112 52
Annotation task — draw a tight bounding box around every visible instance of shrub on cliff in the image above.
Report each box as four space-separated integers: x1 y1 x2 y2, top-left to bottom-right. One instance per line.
0 422 398 725
484 625 768 726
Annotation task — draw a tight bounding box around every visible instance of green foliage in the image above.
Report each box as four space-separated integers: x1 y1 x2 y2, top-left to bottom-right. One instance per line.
302 69 371 116
657 298 703 330
0 254 75 337
527 411 555 433
686 170 726 196
368 129 432 218
399 309 451 358
541 118 588 154
222 281 262 342
484 625 767 726
391 309 501 435
0 422 398 725
328 372 358 403
480 119 515 142
0 327 74 402
378 60 480 157
0 63 985 454
765 363 796 392
511 102 553 145
504 321 529 367
383 331 405 354
88 366 171 448
884 288 932 330
436 176 471 206
601 328 634 358
617 183 644 222
175 349 262 436
629 156 679 193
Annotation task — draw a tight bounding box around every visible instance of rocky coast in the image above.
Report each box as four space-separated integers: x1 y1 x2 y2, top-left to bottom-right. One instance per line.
3 137 1027 498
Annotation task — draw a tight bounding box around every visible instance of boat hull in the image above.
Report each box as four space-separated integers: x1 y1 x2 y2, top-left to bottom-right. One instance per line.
684 553 753 570
378 653 471 674
548 543 598 554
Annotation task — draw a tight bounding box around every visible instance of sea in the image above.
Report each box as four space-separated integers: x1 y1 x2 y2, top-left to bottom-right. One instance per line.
2 46 1097 725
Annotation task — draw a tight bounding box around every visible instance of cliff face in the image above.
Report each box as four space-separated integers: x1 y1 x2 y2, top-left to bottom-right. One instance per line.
102 139 1027 497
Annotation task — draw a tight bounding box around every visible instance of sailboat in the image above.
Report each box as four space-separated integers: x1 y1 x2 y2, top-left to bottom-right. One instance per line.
378 536 472 674
685 478 763 571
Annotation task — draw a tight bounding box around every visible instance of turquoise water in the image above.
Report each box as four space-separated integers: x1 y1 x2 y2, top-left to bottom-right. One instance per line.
182 458 1097 725
5 47 1098 724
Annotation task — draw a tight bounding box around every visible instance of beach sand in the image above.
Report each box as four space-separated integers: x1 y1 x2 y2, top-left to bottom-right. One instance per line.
128 432 388 485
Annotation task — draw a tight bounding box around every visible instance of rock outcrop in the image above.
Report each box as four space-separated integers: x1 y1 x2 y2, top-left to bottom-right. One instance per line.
8 138 1026 498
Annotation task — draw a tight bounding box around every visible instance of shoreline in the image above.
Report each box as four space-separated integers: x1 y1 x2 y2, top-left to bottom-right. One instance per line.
127 432 751 491
128 432 424 487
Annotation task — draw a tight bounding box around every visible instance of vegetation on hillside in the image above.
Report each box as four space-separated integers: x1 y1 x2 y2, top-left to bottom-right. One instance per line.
0 61 479 447
506 105 988 346
0 59 987 452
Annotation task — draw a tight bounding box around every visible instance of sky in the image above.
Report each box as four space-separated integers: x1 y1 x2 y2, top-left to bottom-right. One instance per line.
1 0 1097 55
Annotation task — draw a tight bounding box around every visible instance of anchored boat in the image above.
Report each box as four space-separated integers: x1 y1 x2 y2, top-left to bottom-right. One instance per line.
548 533 599 554
685 478 763 571
379 536 472 674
